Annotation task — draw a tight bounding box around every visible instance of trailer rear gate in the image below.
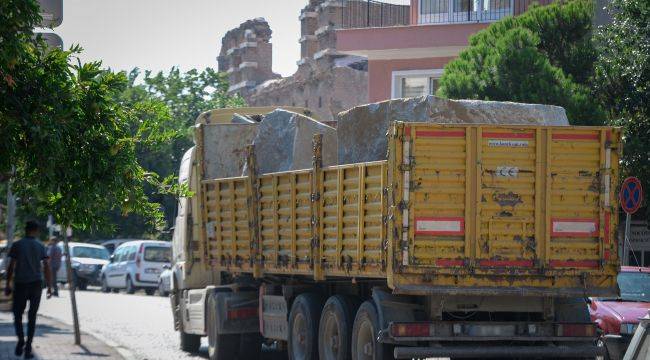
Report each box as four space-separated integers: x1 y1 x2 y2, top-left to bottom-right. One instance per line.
200 122 620 297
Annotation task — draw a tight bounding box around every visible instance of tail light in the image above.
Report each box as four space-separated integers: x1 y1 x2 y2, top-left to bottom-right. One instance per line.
136 244 144 268
390 323 434 338
555 324 597 337
227 307 258 320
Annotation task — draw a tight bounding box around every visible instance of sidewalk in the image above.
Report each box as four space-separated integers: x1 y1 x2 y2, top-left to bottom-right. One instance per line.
0 311 124 360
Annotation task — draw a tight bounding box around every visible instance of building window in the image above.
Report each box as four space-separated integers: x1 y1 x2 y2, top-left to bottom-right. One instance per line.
391 69 443 99
629 251 643 266
419 0 513 24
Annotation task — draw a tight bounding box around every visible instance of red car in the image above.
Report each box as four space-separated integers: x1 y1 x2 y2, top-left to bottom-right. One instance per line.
589 266 650 360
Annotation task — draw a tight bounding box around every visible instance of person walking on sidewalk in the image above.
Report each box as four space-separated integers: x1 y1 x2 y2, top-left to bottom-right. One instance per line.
46 236 62 297
4 220 53 359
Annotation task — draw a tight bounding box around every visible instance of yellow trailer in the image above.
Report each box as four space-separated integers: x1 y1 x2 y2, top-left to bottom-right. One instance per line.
173 115 621 360
201 122 619 296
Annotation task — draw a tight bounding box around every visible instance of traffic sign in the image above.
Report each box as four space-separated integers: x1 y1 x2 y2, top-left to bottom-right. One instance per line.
620 177 643 214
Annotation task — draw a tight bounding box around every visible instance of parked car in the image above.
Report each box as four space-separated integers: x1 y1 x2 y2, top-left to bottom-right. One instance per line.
589 266 650 360
100 239 132 255
158 265 172 297
100 240 171 295
57 242 111 290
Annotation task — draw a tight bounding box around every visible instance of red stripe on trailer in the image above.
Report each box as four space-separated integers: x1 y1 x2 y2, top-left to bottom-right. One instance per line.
415 217 465 235
482 132 534 139
404 126 411 137
604 250 611 261
478 260 534 268
416 130 466 138
549 260 600 269
551 218 599 237
552 133 599 141
435 259 465 267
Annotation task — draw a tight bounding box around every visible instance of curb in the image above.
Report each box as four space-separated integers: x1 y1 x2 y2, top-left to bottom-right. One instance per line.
39 314 137 360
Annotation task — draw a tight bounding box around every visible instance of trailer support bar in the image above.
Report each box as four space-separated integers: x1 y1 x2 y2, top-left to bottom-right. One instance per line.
393 344 604 359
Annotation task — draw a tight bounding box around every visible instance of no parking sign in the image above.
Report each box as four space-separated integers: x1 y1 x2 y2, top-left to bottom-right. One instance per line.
620 177 643 214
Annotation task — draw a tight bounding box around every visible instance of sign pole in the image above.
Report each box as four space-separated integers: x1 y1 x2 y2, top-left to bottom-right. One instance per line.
623 212 631 264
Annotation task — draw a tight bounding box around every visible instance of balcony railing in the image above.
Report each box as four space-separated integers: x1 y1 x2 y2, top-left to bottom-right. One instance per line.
418 0 541 24
337 0 411 29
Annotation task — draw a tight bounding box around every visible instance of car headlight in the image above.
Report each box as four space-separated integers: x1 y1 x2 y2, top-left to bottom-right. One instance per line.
620 323 638 335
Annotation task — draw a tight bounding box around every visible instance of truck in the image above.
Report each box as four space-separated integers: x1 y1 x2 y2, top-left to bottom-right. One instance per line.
169 106 621 360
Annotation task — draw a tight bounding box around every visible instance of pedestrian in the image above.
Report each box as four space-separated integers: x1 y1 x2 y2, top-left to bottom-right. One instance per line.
46 235 62 297
4 220 52 359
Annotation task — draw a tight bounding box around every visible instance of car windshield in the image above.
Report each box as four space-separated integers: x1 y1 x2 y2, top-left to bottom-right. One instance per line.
616 272 650 302
72 246 110 260
144 246 171 263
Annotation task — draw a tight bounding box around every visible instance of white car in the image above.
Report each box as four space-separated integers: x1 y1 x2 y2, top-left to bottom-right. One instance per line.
158 265 172 297
57 242 111 290
100 240 171 295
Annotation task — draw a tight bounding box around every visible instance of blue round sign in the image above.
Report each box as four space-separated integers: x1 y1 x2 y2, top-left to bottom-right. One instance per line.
620 177 643 214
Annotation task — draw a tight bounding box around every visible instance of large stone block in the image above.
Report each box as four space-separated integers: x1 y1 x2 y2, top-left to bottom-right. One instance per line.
337 96 570 164
247 109 337 174
202 123 259 180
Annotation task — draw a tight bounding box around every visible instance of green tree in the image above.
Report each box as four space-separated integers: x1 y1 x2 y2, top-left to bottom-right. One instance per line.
0 0 170 234
437 0 605 125
594 0 650 217
84 68 245 240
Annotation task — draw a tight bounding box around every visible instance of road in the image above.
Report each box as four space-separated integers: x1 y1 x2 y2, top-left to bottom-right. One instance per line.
39 288 209 360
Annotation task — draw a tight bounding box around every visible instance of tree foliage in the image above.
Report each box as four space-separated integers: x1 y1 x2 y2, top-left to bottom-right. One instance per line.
0 0 169 233
594 0 650 216
437 0 605 125
88 68 245 240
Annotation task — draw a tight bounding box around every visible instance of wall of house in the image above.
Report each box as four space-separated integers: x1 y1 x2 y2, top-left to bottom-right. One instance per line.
368 57 456 102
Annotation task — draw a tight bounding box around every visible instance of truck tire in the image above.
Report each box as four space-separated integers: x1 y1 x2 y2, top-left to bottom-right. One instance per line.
238 332 262 360
319 295 359 360
207 292 239 360
180 328 201 353
352 301 391 360
288 293 325 360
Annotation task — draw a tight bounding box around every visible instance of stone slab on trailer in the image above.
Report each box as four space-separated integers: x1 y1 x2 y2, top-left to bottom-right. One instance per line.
337 95 570 164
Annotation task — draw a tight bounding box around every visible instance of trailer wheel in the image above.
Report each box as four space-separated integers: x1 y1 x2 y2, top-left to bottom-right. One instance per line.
207 292 239 360
238 332 262 359
352 301 391 360
179 320 201 353
319 295 359 360
288 293 324 360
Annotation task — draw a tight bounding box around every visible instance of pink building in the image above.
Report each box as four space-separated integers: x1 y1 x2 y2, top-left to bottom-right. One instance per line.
337 0 551 102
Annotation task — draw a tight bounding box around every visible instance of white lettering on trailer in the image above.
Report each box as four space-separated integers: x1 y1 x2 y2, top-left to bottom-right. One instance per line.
488 139 529 148
496 166 519 178
206 221 216 238
552 220 597 235
416 220 462 233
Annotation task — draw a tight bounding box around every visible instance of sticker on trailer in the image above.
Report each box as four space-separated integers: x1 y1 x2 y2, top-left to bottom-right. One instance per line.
496 166 519 178
488 139 529 148
551 219 598 237
415 218 465 235
206 221 216 238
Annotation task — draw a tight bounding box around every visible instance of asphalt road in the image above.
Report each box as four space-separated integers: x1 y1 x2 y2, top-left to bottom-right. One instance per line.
39 287 209 360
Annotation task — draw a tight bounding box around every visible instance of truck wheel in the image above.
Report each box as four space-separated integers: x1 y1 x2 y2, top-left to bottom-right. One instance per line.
352 301 391 360
289 293 325 360
125 276 136 294
207 292 238 360
179 327 201 353
319 295 358 360
238 332 262 359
